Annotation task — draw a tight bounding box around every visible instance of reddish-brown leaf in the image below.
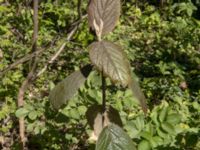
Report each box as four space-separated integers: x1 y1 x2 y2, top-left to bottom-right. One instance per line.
49 65 92 109
88 0 121 36
89 41 131 87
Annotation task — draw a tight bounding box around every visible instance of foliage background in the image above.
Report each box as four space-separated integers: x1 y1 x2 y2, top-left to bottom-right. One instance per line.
0 0 200 149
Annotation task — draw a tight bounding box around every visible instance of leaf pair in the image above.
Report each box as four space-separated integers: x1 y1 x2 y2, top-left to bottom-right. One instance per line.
88 0 147 113
86 104 122 140
86 104 136 150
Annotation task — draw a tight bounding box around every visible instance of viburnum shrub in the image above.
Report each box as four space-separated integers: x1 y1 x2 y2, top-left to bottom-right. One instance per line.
49 0 147 149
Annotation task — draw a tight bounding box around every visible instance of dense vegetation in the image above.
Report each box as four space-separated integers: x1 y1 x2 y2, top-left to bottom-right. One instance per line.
0 0 200 149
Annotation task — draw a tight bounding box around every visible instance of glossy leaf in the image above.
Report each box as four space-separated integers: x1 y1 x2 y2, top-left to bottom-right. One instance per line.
96 124 136 150
49 65 92 109
89 41 131 87
89 41 147 113
88 0 121 36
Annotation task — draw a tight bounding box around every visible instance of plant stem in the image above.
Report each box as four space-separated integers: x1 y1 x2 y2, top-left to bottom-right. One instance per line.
17 0 39 148
102 71 106 113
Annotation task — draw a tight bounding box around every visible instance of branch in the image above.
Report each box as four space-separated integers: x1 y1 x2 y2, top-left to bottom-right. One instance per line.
34 15 87 79
0 15 87 77
101 71 107 129
78 0 83 19
0 48 43 77
102 72 106 113
17 0 39 148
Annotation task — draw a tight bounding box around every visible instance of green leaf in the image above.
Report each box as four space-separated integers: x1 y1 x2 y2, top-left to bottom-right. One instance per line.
140 131 152 141
151 110 160 126
77 106 87 114
138 140 151 150
69 109 80 120
88 0 121 36
151 136 163 147
89 41 131 87
166 113 181 124
124 121 140 138
15 108 29 118
159 106 168 123
28 111 38 120
49 65 92 109
161 122 175 134
96 124 136 150
192 101 200 110
134 115 145 131
157 127 167 138
27 123 34 132
145 123 154 136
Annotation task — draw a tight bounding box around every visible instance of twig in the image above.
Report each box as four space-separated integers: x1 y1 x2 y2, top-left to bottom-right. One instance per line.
102 71 106 128
0 48 43 76
34 13 87 79
30 0 39 66
17 68 34 146
68 15 87 30
17 0 39 148
78 0 83 19
0 15 87 78
102 72 106 113
34 25 78 78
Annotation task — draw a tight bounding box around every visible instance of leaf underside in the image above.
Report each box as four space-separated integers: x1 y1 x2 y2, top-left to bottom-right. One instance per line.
88 0 121 35
49 65 92 109
129 77 148 113
89 41 131 87
96 124 137 150
86 105 123 138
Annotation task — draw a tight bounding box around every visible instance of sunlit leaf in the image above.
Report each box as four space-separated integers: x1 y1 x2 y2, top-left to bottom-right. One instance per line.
157 127 168 138
166 113 181 124
140 131 152 141
15 108 29 118
28 111 37 120
96 124 136 150
88 0 121 36
151 136 163 147
49 65 92 109
161 122 175 134
159 106 168 122
138 140 151 150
